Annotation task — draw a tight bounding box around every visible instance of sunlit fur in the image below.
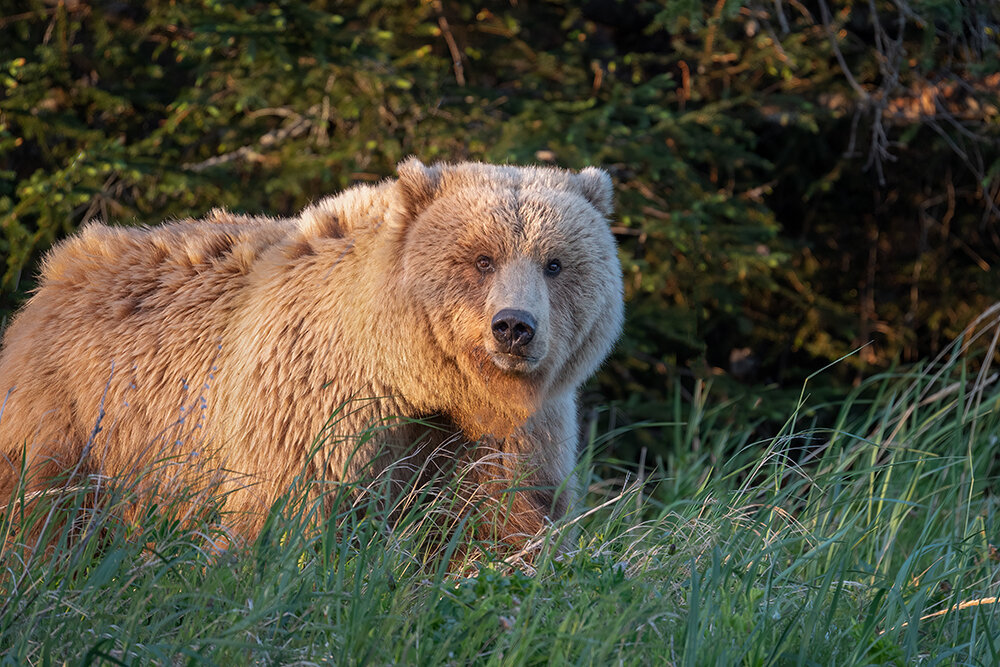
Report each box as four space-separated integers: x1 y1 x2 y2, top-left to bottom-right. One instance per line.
0 159 624 545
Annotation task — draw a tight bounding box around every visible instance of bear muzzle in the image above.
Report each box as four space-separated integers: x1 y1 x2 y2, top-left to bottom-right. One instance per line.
489 308 544 372
492 308 535 349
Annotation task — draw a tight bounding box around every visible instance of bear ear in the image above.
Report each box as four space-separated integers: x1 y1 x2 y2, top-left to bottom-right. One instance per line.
576 166 614 217
396 157 443 219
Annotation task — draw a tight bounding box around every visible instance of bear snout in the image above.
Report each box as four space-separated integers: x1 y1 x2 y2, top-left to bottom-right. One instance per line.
491 308 536 355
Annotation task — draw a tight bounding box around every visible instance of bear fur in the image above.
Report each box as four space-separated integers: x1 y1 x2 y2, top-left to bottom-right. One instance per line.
0 158 624 546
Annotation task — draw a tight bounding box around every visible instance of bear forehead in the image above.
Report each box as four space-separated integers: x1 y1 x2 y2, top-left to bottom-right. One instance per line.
427 188 598 248
430 167 599 225
435 162 582 196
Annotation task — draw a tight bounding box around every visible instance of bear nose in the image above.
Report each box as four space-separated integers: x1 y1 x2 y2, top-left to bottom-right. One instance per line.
491 309 536 353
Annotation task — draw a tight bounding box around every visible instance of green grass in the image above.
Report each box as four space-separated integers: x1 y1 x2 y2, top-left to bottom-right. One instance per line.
2 312 999 665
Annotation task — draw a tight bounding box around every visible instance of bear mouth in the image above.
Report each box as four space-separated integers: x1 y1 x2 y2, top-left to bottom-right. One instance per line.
489 350 541 374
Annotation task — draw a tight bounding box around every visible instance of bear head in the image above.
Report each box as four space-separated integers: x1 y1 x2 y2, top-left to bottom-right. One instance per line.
391 158 624 438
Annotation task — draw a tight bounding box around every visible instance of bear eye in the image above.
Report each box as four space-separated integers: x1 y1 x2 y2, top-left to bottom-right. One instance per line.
475 255 494 273
544 259 562 276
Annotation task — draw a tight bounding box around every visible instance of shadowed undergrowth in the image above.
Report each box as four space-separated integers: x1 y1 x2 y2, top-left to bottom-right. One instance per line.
1 310 999 665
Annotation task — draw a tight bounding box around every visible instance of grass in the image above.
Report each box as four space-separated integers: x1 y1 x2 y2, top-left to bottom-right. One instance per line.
1 308 999 665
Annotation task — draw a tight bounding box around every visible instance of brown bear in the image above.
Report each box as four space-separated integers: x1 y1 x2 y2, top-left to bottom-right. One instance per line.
0 158 624 548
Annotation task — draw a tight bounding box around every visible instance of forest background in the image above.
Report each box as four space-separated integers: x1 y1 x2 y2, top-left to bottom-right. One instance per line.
1 0 998 462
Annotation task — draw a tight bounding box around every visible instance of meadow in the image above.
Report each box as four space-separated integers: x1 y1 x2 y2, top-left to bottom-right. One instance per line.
1 306 997 666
